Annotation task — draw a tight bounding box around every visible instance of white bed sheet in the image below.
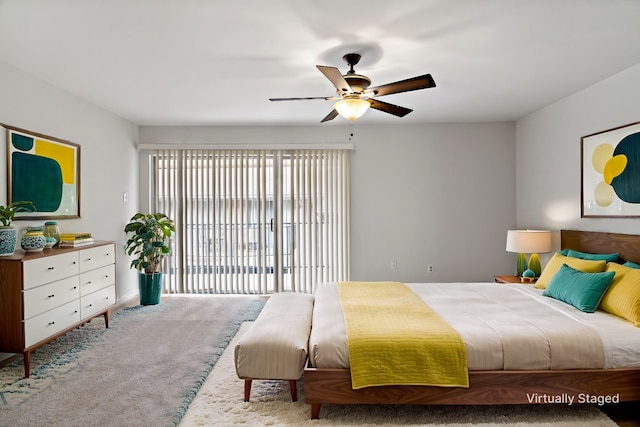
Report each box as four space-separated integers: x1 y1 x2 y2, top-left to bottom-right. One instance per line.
308 282 640 370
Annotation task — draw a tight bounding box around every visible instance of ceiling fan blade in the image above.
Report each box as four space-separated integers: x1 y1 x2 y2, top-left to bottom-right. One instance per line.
317 65 352 94
269 96 333 101
320 109 339 123
367 74 436 97
368 99 413 117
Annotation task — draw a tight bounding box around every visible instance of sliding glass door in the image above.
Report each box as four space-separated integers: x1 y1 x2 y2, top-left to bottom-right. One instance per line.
151 149 350 294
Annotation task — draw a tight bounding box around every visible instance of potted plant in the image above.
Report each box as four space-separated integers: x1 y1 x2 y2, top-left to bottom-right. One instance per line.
0 201 36 256
124 212 175 305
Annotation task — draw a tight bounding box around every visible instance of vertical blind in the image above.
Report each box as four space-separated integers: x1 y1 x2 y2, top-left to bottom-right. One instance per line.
152 148 350 294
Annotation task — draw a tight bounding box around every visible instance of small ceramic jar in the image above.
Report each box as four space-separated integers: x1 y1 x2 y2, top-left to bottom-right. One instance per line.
21 229 47 252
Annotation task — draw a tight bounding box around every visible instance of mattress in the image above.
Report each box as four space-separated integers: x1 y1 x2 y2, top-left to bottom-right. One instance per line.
309 282 640 370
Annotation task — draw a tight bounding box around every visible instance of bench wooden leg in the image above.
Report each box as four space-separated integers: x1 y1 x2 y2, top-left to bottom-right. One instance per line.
289 380 297 402
244 379 252 401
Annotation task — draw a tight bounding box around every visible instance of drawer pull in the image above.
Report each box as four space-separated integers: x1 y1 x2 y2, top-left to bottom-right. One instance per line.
73 286 78 289
87 258 92 261
74 310 78 314
88 304 93 307
48 294 55 298
48 321 55 326
48 267 55 270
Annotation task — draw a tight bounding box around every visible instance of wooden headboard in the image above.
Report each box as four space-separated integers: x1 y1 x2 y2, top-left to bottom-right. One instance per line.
561 229 640 264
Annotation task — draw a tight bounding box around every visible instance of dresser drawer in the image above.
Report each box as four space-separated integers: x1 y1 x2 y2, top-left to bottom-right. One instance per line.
23 276 81 319
23 252 80 290
24 300 81 347
80 264 115 296
79 244 116 273
81 285 115 319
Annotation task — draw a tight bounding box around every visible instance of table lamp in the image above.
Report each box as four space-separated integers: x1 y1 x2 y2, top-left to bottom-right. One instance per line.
506 230 552 277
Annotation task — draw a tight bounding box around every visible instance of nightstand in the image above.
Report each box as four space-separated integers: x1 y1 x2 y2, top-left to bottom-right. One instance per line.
493 275 536 284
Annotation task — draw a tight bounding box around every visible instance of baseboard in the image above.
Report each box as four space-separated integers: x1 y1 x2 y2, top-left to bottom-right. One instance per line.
0 352 21 369
116 294 140 309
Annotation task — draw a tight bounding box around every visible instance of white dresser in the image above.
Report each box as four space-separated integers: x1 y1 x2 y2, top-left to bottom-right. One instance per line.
0 241 116 377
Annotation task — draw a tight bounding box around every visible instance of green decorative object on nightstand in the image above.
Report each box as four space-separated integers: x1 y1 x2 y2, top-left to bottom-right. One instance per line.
516 253 528 277
528 253 543 277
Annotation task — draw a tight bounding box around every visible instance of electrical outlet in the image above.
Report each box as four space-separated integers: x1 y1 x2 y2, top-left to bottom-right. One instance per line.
428 265 434 273
391 260 398 270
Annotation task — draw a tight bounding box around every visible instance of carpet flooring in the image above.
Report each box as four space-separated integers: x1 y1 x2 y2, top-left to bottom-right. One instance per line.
180 322 619 427
0 295 264 427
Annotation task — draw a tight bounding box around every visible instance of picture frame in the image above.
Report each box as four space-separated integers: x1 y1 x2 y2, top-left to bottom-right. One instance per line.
4 124 81 219
581 121 640 218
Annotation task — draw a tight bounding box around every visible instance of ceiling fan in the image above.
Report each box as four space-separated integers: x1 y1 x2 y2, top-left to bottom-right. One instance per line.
269 53 436 122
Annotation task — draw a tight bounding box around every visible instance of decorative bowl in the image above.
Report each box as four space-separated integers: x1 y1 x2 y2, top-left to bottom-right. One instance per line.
21 231 47 252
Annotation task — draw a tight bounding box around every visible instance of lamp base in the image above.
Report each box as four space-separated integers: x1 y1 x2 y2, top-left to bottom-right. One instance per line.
528 253 542 277
516 252 528 277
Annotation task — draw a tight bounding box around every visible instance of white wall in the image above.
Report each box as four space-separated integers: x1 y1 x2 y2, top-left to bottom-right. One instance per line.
516 63 640 241
139 121 516 282
0 61 140 302
349 123 515 282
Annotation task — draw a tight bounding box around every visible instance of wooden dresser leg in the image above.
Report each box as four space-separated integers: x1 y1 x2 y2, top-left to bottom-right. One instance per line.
244 379 252 401
104 311 110 328
311 403 321 419
23 351 31 379
288 380 297 402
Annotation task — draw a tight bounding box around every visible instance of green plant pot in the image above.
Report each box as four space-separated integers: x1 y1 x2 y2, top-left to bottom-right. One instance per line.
139 272 163 305
0 227 17 256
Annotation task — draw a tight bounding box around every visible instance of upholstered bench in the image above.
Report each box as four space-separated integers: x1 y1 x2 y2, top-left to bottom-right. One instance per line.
234 292 314 402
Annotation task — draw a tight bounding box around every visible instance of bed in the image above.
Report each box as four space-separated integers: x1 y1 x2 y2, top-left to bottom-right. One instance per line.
304 229 640 419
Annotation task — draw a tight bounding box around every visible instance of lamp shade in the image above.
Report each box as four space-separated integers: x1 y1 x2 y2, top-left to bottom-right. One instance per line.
334 98 370 121
506 230 552 254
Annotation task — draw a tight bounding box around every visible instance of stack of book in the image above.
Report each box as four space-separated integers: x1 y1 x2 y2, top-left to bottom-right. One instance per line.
59 233 94 247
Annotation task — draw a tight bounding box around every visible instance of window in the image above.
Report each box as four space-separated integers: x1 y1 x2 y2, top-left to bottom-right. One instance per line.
152 149 350 294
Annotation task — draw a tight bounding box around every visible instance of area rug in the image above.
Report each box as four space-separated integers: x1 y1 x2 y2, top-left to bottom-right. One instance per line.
0 295 264 427
180 323 618 427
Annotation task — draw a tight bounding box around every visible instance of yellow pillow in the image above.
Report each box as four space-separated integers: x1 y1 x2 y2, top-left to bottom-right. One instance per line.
535 253 606 289
600 262 640 326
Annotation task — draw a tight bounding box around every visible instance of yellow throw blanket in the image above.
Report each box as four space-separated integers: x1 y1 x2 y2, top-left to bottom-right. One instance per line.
337 281 469 389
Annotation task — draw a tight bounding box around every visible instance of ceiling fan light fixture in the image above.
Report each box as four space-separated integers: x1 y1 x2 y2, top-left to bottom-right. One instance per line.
334 98 370 121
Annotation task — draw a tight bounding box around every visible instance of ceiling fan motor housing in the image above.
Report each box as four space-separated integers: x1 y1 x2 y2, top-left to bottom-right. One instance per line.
343 74 371 94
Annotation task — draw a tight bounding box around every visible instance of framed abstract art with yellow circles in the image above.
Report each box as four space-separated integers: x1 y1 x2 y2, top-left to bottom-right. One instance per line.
3 124 81 219
581 121 640 217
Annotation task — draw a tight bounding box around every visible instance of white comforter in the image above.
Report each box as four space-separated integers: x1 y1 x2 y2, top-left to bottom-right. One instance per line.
309 282 640 370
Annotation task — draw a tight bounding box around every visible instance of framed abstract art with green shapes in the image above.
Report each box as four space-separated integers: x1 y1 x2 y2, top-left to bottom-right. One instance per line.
3 124 80 219
581 121 640 217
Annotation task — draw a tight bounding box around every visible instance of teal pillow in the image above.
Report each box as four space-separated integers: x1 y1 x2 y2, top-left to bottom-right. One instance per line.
558 249 570 256
623 261 640 269
566 249 619 263
542 263 615 313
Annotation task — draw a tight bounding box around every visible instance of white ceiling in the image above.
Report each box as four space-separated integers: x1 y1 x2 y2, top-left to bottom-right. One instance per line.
1 0 640 126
